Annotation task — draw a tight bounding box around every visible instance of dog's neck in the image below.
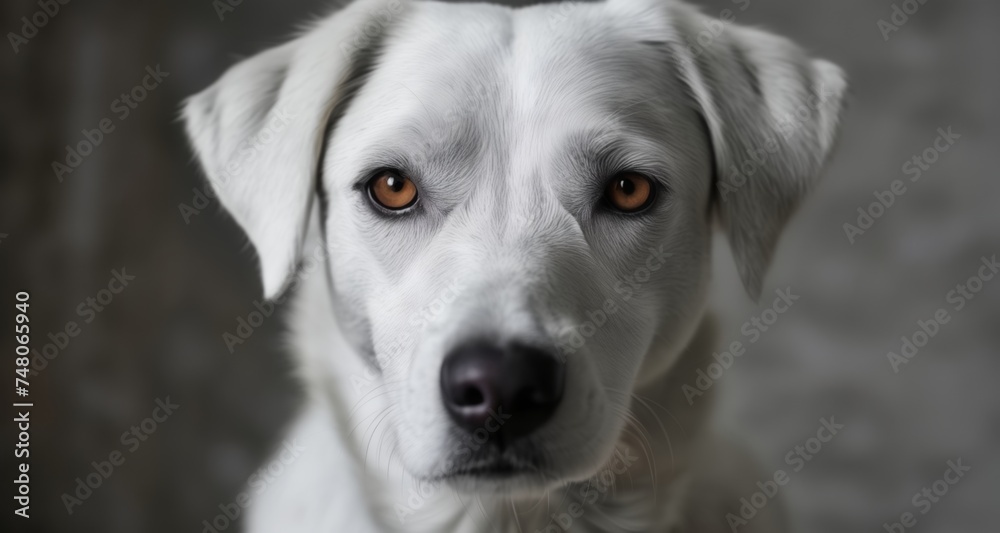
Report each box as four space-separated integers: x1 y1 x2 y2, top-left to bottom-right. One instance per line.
284 255 719 532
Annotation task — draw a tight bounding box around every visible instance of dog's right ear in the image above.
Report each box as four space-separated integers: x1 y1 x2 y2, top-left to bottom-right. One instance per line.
182 0 406 298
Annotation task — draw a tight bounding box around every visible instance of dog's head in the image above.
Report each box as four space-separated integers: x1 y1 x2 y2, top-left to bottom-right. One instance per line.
183 0 845 493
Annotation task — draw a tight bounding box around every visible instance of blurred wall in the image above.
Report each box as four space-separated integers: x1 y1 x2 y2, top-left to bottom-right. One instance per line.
2 0 998 532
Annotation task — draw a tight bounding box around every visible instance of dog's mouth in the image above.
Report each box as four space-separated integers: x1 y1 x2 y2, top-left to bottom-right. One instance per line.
439 459 520 479
431 452 546 483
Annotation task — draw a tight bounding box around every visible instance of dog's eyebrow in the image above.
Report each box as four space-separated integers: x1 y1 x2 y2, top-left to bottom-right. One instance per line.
348 123 482 188
559 127 677 188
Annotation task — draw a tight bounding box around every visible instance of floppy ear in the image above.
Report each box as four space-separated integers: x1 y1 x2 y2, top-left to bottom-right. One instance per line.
182 0 406 298
670 5 848 299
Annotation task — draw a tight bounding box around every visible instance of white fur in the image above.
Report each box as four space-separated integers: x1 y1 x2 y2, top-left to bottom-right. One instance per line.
182 0 846 531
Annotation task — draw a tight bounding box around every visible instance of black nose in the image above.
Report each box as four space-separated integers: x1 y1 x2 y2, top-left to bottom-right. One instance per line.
440 341 565 443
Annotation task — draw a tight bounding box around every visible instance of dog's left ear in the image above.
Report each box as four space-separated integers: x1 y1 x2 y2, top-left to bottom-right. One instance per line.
667 4 849 299
182 0 406 298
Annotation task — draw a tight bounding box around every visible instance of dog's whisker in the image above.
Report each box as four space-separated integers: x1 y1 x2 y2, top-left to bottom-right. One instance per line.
344 393 405 431
346 403 394 439
623 390 686 475
376 418 401 471
509 497 525 533
363 406 396 470
602 398 663 486
354 405 393 460
346 378 404 403
612 408 657 494
627 389 690 442
345 379 407 418
601 385 678 445
449 492 489 531
626 397 678 483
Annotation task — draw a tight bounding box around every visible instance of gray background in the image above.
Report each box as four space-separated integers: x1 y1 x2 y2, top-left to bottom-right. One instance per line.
2 0 998 532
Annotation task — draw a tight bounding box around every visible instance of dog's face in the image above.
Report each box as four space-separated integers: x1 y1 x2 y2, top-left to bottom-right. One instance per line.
183 0 846 493
322 0 717 488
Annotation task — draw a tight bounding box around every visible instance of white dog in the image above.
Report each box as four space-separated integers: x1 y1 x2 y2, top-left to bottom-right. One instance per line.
183 0 846 531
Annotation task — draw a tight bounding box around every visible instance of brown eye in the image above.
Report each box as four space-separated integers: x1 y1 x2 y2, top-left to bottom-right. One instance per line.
368 170 418 210
604 172 654 213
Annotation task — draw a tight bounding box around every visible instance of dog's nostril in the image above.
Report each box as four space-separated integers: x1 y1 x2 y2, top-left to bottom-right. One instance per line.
525 387 551 406
440 341 565 442
456 385 485 407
